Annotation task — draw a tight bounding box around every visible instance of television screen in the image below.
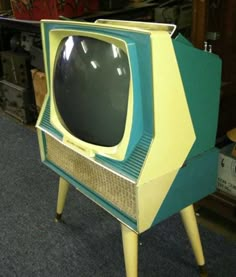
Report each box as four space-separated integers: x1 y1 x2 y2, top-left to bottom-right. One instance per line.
53 35 130 147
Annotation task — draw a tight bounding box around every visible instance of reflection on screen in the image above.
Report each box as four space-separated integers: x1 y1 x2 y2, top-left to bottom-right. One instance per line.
53 36 130 147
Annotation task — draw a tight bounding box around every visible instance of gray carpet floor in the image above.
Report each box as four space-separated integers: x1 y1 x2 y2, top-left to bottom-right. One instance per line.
0 111 236 277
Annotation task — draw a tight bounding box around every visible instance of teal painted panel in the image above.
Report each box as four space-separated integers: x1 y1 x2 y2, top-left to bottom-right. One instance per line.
175 34 193 47
96 132 152 180
173 39 221 159
152 148 219 226
39 97 63 140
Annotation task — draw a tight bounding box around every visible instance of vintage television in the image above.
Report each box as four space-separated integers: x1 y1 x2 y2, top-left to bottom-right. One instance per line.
36 19 221 276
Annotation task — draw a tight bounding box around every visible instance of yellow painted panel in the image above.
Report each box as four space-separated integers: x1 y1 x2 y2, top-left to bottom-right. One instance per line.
137 32 195 231
138 31 195 184
137 170 178 232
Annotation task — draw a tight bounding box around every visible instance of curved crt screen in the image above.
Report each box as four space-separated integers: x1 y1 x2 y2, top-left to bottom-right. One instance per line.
53 35 130 147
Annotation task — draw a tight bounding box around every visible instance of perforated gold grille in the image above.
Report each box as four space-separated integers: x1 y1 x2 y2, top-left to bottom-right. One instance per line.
45 134 137 219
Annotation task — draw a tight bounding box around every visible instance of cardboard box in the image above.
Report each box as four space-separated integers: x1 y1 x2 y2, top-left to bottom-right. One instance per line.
31 69 47 113
217 143 236 197
10 0 85 20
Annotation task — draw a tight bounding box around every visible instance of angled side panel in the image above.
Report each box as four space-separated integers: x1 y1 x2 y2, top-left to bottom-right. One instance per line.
173 36 221 158
137 32 195 232
151 147 219 226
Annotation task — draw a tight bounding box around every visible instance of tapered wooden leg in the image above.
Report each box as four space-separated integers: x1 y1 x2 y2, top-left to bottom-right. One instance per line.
55 177 70 222
180 205 207 275
121 224 138 277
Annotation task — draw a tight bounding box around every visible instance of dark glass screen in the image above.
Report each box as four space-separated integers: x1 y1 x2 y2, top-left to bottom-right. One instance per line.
53 35 130 147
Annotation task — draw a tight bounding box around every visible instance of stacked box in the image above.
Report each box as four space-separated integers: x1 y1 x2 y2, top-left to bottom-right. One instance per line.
1 51 32 87
10 0 85 20
0 80 37 123
217 143 236 197
0 51 37 123
31 69 47 113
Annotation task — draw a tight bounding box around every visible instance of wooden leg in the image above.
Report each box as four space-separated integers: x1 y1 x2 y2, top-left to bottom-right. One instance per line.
180 205 207 275
55 177 70 222
121 224 138 277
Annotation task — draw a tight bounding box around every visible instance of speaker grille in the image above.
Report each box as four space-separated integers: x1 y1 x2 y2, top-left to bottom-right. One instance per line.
45 134 137 219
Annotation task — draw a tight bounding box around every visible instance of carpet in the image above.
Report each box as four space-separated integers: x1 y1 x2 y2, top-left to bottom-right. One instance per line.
0 111 235 277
